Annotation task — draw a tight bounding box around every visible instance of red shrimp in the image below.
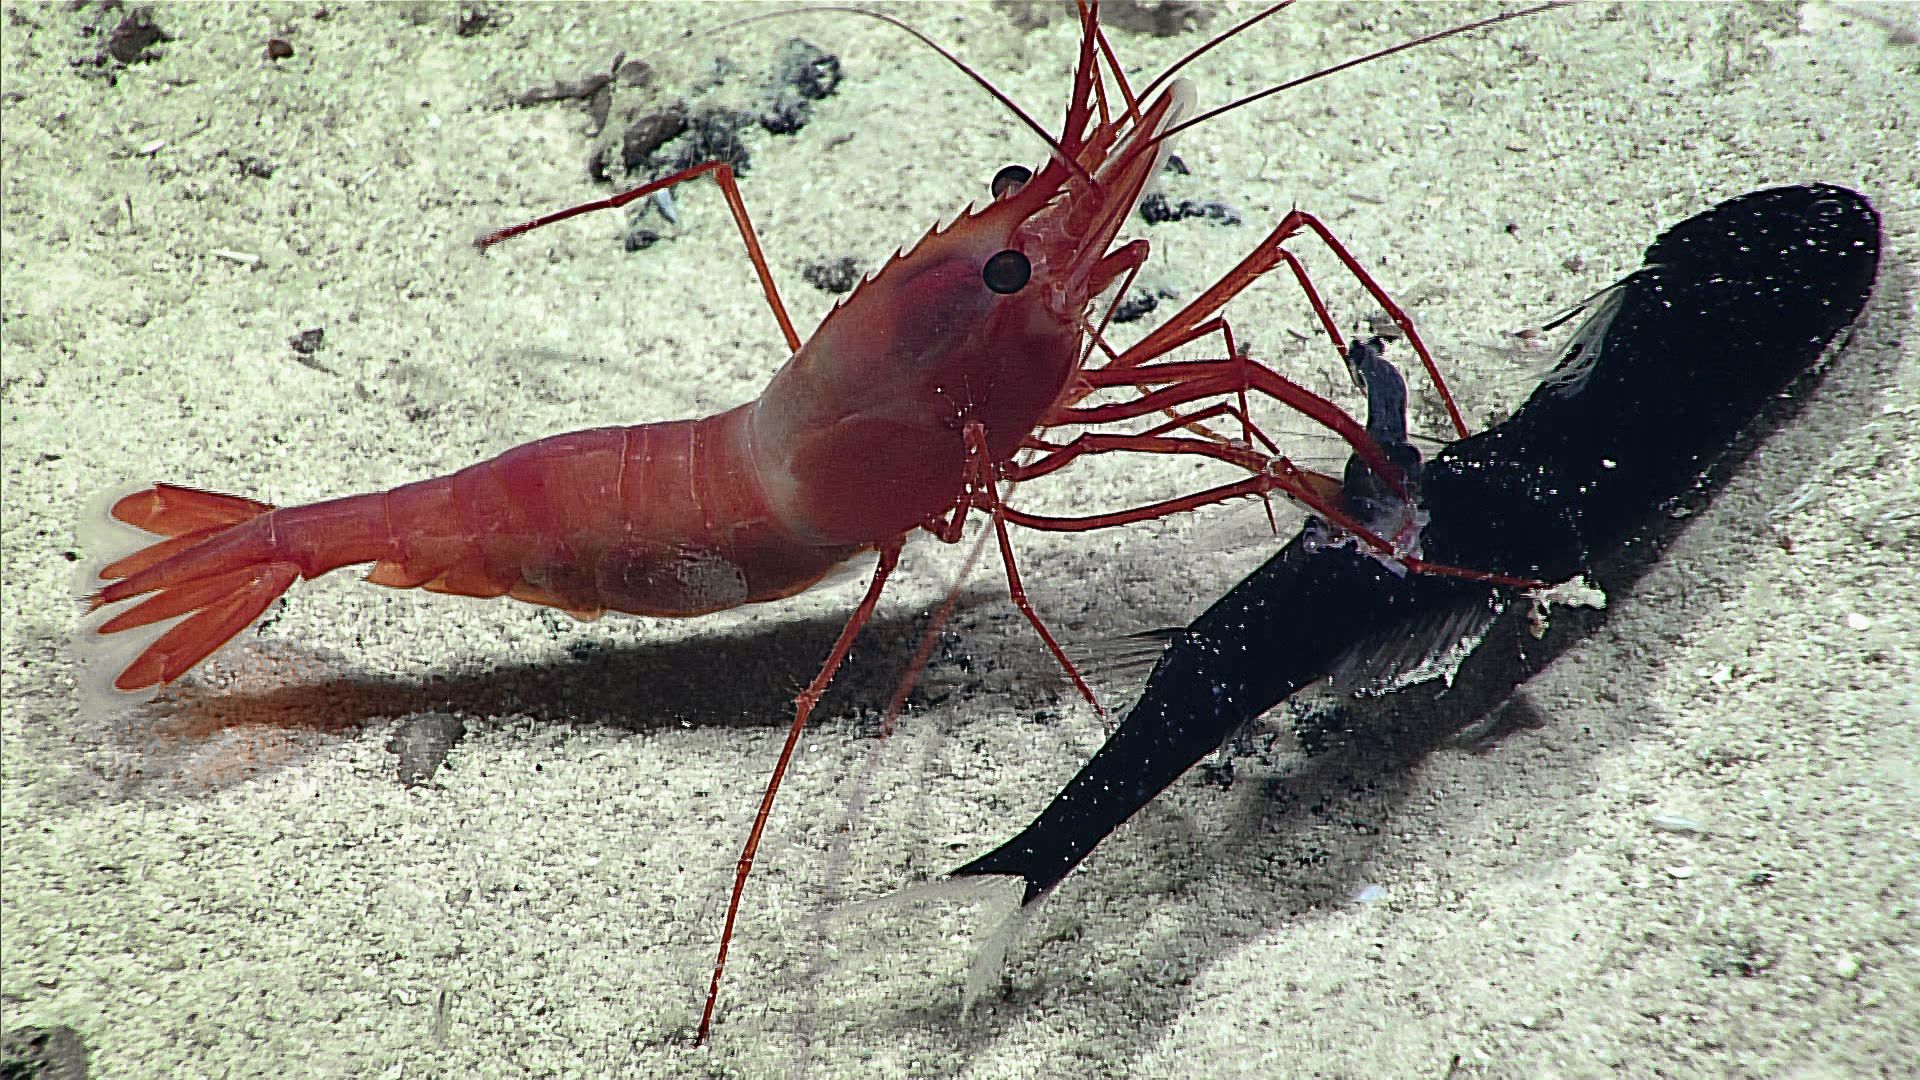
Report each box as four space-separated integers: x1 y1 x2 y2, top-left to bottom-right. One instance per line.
82 27 1167 690
81 0 1557 1042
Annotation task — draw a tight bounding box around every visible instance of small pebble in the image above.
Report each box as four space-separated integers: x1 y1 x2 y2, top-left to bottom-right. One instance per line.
388 712 466 787
801 256 862 294
288 326 325 355
1665 865 1695 880
1647 813 1707 836
1832 953 1861 979
1846 612 1872 630
1351 883 1386 904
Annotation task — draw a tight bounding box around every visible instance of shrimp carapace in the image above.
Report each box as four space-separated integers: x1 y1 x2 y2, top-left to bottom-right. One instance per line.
748 77 1193 544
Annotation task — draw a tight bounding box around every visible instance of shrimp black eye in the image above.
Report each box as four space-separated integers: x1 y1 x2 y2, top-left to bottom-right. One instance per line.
990 163 1033 199
982 249 1031 295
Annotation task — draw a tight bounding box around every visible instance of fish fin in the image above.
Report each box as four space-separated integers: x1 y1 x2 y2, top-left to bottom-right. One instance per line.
1064 626 1182 699
1328 595 1502 697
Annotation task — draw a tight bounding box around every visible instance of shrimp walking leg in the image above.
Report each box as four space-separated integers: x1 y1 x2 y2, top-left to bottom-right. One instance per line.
1003 435 1548 590
1024 401 1285 461
1065 332 1407 493
697 539 905 1046
478 160 803 353
1105 208 1470 438
957 422 1107 717
1012 413 1547 588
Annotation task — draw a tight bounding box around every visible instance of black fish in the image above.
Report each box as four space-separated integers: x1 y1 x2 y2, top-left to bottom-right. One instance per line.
953 184 1882 903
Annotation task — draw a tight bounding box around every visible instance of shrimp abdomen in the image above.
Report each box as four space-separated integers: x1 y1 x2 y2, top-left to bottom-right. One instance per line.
81 410 865 692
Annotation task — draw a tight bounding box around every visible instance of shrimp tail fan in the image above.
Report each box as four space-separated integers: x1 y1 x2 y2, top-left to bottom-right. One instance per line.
78 483 298 694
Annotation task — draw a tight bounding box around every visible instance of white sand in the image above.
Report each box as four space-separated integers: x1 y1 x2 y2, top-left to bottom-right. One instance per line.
3 2 1916 1077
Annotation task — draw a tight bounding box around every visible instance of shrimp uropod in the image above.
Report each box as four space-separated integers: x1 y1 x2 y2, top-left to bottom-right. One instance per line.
78 0 1562 1043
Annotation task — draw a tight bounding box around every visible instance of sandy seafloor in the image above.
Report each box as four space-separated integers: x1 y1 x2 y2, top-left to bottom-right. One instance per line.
3 1 1917 1077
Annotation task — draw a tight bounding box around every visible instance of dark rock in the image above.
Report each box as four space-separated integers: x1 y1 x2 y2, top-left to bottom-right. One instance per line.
1139 192 1242 226
104 6 168 65
775 39 840 101
1 1025 90 1080
387 712 466 788
801 257 863 294
620 105 689 172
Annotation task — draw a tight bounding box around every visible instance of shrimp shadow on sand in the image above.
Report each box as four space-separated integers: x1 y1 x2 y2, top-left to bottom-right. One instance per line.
50 579 1073 805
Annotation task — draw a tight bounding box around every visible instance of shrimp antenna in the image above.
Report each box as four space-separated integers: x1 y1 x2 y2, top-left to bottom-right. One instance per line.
680 4 1094 189
1137 1 1300 106
1158 1 1570 143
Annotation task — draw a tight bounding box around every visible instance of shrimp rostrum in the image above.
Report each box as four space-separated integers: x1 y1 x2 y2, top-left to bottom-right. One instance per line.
81 0 1554 1042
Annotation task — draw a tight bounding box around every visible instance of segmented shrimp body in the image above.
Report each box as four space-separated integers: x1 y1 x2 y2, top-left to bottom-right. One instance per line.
91 410 868 684
84 19 1189 694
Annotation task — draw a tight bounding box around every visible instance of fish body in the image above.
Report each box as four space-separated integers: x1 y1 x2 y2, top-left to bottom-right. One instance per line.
955 184 1883 902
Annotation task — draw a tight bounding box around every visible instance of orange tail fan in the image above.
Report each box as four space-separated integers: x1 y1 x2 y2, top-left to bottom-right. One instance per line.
80 484 302 694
